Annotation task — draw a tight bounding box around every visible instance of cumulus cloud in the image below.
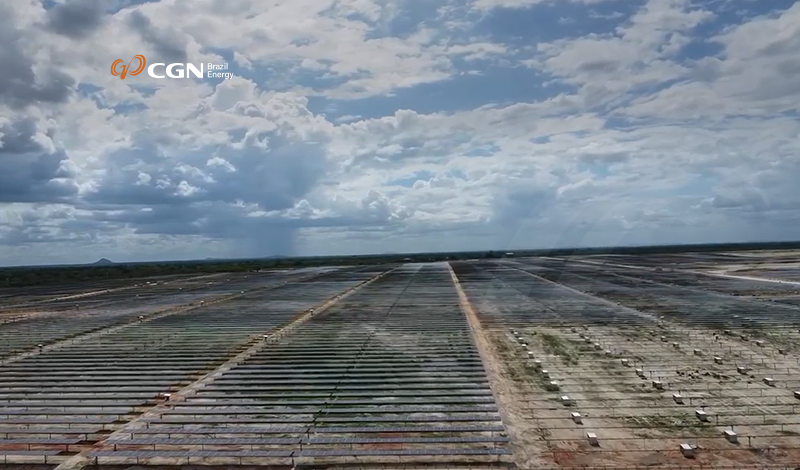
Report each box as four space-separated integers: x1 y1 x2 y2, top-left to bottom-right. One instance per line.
0 117 78 203
473 0 615 10
44 0 108 40
0 4 75 110
0 0 798 264
125 9 188 64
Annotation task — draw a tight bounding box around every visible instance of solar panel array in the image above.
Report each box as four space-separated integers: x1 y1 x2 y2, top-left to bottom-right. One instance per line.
524 258 800 327
0 272 284 358
0 275 188 312
453 256 800 467
94 263 510 465
451 261 652 327
0 266 381 463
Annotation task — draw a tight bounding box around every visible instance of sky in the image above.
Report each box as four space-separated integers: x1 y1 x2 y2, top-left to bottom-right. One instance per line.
1 0 799 265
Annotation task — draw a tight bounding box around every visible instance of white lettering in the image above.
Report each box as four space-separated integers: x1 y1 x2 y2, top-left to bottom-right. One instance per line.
207 71 234 79
166 63 183 78
186 63 203 78
145 62 231 79
147 63 166 78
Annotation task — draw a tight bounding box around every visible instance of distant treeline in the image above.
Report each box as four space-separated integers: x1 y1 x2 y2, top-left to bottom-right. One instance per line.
1 240 798 288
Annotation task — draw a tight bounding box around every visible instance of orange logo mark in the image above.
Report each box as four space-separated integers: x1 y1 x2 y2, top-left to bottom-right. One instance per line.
111 55 146 79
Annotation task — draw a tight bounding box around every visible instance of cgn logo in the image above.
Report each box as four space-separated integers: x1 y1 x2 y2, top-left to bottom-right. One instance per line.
110 56 234 80
111 55 146 79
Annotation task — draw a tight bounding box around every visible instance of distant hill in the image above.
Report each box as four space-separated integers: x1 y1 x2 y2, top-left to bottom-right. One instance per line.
92 258 115 266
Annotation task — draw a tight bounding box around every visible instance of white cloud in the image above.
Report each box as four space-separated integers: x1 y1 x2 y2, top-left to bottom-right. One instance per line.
0 0 798 264
472 0 614 10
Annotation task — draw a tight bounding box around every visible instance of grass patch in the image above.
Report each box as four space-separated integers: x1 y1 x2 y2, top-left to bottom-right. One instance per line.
531 373 559 391
621 415 718 436
604 367 626 377
539 333 580 365
494 333 560 390
492 334 535 384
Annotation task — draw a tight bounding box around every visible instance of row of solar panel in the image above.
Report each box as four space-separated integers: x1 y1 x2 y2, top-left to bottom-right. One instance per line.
243 356 483 360
87 448 511 458
245 346 482 350
0 426 501 437
208 376 490 382
98 354 481 360
155 406 499 414
0 372 202 378
0 366 209 372
17 355 234 361
212 376 490 381
181 398 496 405
130 425 507 434
0 418 113 425
0 450 61 456
0 401 151 407
0 415 502 425
0 362 488 370
252 340 477 344
106 436 510 445
197 390 495 397
148 416 503 423
0 438 79 444
0 381 190 387
0 379 490 385
214 368 489 374
0 384 487 393
0 383 492 392
213 374 490 379
0 372 486 378
0 390 494 400
0 398 494 408
0 392 156 398
205 383 492 389
0 372 494 393
239 356 481 361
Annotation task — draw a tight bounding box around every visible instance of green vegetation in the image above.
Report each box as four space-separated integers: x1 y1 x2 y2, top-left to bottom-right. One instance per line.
603 366 626 377
0 257 371 288
621 415 718 436
492 333 556 391
491 336 527 384
539 377 560 392
5 240 800 287
539 333 580 365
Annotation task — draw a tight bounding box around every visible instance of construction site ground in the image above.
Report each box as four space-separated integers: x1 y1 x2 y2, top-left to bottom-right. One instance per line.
2 251 800 469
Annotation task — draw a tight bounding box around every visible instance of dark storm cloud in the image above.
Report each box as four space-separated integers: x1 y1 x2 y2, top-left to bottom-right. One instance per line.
85 137 328 210
576 59 621 74
83 203 299 256
44 0 108 39
0 118 78 203
206 141 328 210
0 5 75 109
79 131 332 257
126 10 187 63
491 186 558 223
